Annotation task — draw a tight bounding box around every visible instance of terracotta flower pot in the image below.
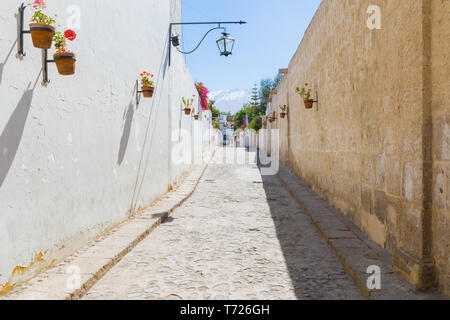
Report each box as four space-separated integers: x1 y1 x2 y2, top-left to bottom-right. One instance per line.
194 115 199 120
184 108 191 115
280 112 286 118
29 23 56 49
53 52 76 75
142 85 154 98
304 99 314 109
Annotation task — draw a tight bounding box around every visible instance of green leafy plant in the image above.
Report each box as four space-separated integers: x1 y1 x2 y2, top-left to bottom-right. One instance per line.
29 0 56 25
296 83 312 100
182 95 195 108
279 105 287 112
53 29 77 53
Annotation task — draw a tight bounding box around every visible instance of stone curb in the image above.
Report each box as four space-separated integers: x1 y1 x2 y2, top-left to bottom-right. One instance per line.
2 150 216 300
276 166 442 300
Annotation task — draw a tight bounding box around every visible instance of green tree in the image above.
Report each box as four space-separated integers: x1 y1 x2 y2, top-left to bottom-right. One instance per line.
250 83 260 107
232 73 283 132
208 100 221 119
249 116 262 131
259 74 283 111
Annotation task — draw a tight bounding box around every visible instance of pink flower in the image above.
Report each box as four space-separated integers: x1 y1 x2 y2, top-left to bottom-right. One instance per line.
33 0 46 9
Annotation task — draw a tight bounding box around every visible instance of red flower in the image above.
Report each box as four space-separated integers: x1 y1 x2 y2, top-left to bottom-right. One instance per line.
33 0 46 9
64 29 77 41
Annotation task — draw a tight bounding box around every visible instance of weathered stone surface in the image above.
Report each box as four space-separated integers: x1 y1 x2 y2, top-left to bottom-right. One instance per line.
1 158 213 300
83 149 364 300
277 165 442 300
266 0 449 295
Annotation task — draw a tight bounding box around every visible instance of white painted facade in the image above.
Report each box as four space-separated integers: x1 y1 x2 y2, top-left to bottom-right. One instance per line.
0 0 214 289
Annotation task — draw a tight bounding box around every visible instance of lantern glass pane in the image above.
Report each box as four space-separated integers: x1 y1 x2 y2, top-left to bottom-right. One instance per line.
225 38 235 53
217 38 225 54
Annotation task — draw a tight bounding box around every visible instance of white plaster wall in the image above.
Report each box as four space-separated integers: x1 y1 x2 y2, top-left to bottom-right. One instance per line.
0 0 214 289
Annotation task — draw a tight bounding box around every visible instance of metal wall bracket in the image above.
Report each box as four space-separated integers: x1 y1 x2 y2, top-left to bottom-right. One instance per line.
135 80 143 107
42 49 54 86
18 3 31 58
313 91 319 111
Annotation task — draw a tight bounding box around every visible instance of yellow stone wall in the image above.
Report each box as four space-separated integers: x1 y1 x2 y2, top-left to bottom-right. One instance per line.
431 0 450 296
269 0 449 295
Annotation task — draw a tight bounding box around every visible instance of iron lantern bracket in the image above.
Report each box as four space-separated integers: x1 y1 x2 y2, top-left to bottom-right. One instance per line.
168 20 247 67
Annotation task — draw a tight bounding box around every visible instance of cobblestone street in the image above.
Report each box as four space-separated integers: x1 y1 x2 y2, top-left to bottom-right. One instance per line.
83 148 363 300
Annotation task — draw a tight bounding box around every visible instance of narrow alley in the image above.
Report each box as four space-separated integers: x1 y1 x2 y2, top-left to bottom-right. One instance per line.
82 148 363 300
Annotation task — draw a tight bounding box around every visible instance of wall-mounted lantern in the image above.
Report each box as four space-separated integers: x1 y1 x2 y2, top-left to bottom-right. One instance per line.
216 32 235 57
169 21 247 66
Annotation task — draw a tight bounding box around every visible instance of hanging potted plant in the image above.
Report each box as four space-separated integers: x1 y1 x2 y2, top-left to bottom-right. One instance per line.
182 95 195 115
29 0 57 49
296 83 314 109
269 111 276 123
53 29 77 75
279 105 287 118
193 109 199 120
140 71 155 97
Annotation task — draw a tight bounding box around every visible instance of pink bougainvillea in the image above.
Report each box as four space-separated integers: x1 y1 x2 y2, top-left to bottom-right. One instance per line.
195 82 209 111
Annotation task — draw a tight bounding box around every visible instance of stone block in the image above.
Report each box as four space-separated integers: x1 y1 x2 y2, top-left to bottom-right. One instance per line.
375 154 386 189
398 207 424 257
374 191 387 224
433 163 447 210
433 113 450 161
403 162 423 204
361 186 374 215
386 158 402 196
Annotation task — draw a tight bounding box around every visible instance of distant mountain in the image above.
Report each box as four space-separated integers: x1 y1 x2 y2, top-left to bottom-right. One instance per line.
209 89 251 114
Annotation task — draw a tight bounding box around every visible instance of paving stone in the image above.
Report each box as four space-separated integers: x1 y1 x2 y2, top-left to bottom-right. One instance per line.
277 165 443 300
83 148 364 300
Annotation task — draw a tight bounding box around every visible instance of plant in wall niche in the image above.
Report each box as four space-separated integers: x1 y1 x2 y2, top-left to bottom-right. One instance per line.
28 0 57 49
140 71 155 97
182 95 195 115
53 29 77 76
296 83 314 109
195 82 210 111
279 105 287 118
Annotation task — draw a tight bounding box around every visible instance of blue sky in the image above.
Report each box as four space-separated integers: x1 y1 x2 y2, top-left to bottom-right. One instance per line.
181 0 322 92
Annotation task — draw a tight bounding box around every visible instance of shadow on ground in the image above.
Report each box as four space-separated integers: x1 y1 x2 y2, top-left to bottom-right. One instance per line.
257 153 363 300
